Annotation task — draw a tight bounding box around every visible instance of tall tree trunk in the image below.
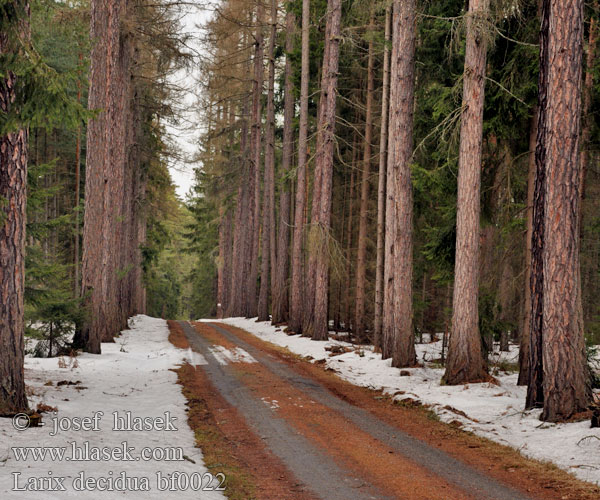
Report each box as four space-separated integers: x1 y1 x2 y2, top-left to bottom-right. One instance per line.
74 52 83 299
382 0 418 367
228 60 252 318
344 150 356 331
0 0 30 416
258 0 277 322
526 0 550 409
443 0 490 384
289 0 310 333
79 0 133 352
248 3 265 318
539 0 590 422
310 0 342 341
354 7 375 342
518 107 538 385
272 7 296 324
217 207 232 319
374 5 392 351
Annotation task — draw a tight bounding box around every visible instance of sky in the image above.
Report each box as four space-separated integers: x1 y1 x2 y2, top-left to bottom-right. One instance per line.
165 2 213 199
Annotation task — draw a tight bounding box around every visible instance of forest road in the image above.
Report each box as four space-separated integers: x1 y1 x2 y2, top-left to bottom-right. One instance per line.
178 321 533 500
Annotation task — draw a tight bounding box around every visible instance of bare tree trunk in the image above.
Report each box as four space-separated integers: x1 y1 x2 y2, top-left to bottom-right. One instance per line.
217 206 230 319
79 0 133 352
289 0 310 333
272 7 296 324
518 107 538 385
310 0 342 341
539 0 590 422
258 0 277 322
526 0 550 409
382 0 417 367
229 76 251 317
248 3 265 318
443 0 490 384
354 6 375 342
74 52 82 299
0 2 30 415
344 156 356 331
374 5 392 352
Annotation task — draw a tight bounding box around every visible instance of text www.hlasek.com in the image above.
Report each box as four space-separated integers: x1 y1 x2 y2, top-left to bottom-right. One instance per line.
12 441 184 462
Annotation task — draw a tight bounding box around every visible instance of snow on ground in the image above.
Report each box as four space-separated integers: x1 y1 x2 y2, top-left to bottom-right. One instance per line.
219 317 600 486
0 316 225 499
208 346 256 365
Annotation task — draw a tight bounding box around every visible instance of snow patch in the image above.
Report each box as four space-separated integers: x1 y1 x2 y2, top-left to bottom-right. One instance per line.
0 315 225 499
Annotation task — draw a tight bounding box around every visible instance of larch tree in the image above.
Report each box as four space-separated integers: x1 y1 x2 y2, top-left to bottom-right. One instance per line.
289 0 310 334
537 0 590 422
309 0 342 340
374 5 391 351
258 0 277 321
272 5 296 324
79 0 134 353
443 0 490 384
247 1 265 318
0 0 30 416
354 6 375 341
382 0 417 367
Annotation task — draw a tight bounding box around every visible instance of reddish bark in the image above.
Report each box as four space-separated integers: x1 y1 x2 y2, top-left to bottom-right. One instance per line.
444 0 490 384
288 0 310 333
354 7 375 341
374 6 391 351
0 2 30 415
382 0 418 367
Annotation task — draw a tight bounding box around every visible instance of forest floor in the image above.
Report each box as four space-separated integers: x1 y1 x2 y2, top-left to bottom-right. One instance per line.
172 320 600 500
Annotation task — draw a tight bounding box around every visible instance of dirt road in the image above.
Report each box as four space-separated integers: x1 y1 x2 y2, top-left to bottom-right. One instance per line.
172 321 597 500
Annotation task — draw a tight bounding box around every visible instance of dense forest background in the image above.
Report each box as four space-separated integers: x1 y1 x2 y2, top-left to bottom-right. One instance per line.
2 0 598 422
20 0 600 350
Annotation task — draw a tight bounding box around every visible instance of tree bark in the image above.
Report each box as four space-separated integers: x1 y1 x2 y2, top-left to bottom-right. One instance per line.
374 5 392 351
289 0 310 333
382 0 417 367
0 1 30 415
538 0 590 422
354 6 375 342
526 0 550 409
518 107 538 385
443 0 490 384
310 0 342 340
79 0 133 352
258 0 277 322
272 7 296 324
247 3 265 318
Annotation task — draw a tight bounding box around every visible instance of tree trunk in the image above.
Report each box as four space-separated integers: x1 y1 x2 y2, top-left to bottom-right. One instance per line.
374 5 392 351
310 0 342 341
248 3 265 318
79 0 133 352
289 0 311 333
354 7 375 342
258 0 277 322
272 7 296 324
228 64 252 318
382 0 418 367
518 107 538 385
0 2 30 415
74 52 82 299
526 0 550 409
344 154 356 331
443 0 490 384
539 0 590 422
